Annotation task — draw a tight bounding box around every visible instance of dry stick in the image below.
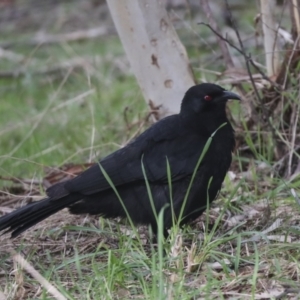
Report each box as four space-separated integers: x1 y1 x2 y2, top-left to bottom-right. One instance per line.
199 0 234 69
10 251 67 300
0 27 113 49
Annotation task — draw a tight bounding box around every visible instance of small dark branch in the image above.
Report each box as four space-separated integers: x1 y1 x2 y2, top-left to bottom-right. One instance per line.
198 22 275 88
199 0 234 69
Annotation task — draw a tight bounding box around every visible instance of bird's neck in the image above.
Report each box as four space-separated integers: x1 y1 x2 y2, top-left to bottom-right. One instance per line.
180 109 230 136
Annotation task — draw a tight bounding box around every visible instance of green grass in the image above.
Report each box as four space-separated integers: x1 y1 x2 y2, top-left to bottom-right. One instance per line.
0 37 148 179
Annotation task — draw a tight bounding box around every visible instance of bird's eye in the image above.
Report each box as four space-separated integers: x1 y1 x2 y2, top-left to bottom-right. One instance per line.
204 95 212 101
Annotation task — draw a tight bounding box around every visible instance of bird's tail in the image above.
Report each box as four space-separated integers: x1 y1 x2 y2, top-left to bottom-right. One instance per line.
0 194 82 238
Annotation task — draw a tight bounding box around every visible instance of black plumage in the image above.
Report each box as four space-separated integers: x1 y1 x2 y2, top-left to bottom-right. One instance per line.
0 83 240 238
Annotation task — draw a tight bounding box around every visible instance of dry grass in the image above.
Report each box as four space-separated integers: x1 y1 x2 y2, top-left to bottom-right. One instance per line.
1 173 300 299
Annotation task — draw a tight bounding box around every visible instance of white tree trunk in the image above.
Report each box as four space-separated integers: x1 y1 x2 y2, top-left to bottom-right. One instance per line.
260 0 280 77
106 0 195 118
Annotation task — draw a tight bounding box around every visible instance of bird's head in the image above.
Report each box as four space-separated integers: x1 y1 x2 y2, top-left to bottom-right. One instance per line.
180 83 241 116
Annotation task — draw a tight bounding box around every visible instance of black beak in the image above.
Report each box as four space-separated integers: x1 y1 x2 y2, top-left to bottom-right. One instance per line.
221 90 241 101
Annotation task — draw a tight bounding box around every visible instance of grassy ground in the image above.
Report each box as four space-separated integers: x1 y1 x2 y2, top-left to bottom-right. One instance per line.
1 1 300 299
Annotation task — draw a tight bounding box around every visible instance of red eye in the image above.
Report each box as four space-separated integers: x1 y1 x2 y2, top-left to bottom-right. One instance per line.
204 95 212 101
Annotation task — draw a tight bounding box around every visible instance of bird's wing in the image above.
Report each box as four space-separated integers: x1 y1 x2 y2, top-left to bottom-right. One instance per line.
50 115 209 197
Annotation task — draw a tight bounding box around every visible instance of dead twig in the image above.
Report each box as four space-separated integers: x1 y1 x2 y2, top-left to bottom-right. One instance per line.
9 250 67 300
198 22 274 88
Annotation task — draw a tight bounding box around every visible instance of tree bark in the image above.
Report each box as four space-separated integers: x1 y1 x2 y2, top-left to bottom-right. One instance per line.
106 0 195 118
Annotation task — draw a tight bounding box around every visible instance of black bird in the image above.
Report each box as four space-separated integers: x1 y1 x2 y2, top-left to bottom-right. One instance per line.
0 83 240 238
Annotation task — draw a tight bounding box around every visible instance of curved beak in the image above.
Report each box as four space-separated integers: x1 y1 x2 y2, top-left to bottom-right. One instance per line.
222 90 241 101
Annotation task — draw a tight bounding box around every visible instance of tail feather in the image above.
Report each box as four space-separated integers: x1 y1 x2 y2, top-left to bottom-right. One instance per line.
0 194 82 238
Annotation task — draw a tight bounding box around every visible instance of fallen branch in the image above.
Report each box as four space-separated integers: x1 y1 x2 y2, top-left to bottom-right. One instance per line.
0 55 129 78
0 27 115 49
10 250 67 300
